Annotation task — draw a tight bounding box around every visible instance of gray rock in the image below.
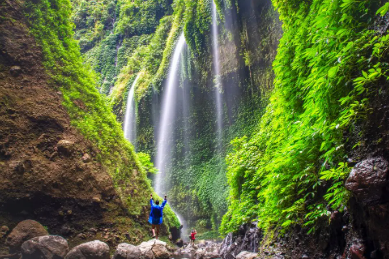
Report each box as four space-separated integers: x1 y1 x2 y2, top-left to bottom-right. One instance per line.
21 235 69 259
137 240 170 259
65 240 109 259
6 220 49 251
113 243 142 259
220 222 261 259
236 251 258 259
345 157 388 204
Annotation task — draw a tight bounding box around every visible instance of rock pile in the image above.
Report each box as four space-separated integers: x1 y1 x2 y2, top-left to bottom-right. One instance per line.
0 220 172 259
173 242 221 259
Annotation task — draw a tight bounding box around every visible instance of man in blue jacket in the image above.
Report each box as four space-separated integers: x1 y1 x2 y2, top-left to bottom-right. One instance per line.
149 194 167 239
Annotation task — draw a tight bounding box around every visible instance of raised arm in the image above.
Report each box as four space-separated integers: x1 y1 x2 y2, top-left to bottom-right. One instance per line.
161 195 167 209
150 194 154 206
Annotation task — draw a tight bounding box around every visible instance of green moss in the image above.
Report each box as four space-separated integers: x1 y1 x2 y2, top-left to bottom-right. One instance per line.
221 0 389 235
23 0 179 231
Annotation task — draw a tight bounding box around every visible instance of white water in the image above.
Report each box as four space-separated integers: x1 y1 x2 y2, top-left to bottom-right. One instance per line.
155 33 187 195
123 74 140 149
212 1 223 149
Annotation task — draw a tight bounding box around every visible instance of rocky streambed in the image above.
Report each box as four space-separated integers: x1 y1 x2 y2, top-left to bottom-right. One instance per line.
0 219 264 259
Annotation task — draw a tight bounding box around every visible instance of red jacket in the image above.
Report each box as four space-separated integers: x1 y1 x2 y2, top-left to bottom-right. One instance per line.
191 232 196 240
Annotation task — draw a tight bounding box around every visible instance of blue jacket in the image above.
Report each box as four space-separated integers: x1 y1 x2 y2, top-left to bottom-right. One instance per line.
148 198 167 225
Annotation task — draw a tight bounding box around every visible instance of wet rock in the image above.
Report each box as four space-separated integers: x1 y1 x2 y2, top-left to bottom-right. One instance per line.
21 235 69 259
345 157 388 205
10 66 22 77
6 220 49 251
236 251 258 259
176 238 184 247
349 243 366 259
113 243 141 259
57 140 75 156
220 222 261 259
65 240 109 259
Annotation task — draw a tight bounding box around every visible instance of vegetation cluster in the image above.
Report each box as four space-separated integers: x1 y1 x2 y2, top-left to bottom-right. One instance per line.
22 0 180 231
220 0 389 235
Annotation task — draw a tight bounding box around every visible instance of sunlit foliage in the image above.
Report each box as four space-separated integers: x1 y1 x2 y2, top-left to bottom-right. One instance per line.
23 0 180 230
221 0 389 235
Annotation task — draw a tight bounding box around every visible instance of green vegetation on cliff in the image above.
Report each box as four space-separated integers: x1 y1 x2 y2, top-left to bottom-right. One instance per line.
77 0 281 233
22 0 179 230
221 0 389 235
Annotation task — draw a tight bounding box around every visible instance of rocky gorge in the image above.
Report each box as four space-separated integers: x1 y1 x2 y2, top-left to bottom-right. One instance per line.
2 0 389 258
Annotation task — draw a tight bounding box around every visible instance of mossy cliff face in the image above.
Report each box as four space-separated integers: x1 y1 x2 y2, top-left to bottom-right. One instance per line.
71 0 281 233
0 0 178 253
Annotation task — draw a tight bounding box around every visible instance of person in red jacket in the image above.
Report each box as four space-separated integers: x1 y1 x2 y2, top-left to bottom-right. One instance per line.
190 229 197 245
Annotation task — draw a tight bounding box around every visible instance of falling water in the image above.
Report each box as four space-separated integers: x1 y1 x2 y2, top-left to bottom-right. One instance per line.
180 46 191 167
123 74 140 149
155 33 186 196
212 1 223 149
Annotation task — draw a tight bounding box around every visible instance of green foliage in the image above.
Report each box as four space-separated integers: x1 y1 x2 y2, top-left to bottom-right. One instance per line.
71 0 173 93
138 152 158 175
116 0 173 37
221 0 389 235
23 0 179 230
109 1 185 104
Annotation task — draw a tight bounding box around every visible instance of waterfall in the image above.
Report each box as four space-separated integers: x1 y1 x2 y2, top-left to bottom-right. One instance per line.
154 33 186 196
212 0 223 149
123 74 140 149
181 46 191 167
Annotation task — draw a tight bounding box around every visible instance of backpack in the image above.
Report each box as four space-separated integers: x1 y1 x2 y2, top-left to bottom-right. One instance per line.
152 207 161 218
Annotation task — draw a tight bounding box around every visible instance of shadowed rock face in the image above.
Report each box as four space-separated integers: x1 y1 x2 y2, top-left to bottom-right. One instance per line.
220 222 262 259
345 157 389 205
0 0 155 254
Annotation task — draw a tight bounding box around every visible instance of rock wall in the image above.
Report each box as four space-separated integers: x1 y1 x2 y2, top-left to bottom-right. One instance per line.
220 157 389 259
0 0 169 254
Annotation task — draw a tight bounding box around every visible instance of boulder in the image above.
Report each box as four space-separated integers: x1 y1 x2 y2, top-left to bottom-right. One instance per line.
345 157 388 204
65 240 109 259
220 222 261 259
137 240 170 259
6 220 49 251
176 238 184 247
57 140 75 156
236 251 259 259
113 243 142 259
21 235 69 259
152 242 169 259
